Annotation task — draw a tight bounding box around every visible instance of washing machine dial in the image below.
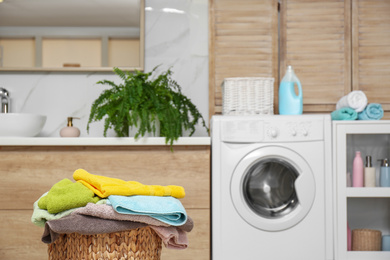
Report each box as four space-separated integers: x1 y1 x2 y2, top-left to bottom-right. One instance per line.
291 129 297 136
268 127 279 138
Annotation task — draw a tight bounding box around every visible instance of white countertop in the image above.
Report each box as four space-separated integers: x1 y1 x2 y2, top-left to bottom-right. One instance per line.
0 137 211 146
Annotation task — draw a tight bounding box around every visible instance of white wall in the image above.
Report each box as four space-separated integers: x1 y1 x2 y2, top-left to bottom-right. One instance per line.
0 0 209 137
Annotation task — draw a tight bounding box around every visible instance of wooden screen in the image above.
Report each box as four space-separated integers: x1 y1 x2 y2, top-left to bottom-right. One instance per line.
280 0 351 113
352 0 390 114
209 0 278 117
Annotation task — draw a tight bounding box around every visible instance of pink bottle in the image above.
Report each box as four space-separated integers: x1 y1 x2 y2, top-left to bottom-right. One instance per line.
353 151 364 187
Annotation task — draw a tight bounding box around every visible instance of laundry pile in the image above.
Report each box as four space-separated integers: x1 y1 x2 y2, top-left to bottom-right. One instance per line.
31 168 192 250
331 90 384 120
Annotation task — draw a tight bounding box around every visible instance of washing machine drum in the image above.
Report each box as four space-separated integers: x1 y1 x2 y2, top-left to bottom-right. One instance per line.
243 159 299 218
231 146 316 231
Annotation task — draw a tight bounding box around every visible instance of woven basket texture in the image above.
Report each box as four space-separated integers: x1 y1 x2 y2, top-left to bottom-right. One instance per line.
352 229 382 251
48 227 162 260
222 77 274 115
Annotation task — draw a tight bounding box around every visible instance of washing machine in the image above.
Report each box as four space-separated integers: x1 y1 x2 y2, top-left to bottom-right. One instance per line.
211 115 333 260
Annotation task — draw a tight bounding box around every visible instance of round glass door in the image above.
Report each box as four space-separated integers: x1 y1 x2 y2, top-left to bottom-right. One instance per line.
243 159 299 219
230 146 315 231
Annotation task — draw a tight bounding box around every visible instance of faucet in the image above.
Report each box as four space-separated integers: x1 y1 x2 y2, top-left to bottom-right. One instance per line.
0 88 10 113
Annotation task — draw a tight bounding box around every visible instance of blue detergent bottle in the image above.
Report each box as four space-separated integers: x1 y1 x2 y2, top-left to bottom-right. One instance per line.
279 65 303 115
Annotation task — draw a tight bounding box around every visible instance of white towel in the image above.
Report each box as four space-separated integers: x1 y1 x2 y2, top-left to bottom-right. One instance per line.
336 91 368 112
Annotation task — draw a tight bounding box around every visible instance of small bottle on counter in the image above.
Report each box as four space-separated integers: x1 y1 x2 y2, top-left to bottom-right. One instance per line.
353 151 364 187
60 117 80 137
364 155 376 187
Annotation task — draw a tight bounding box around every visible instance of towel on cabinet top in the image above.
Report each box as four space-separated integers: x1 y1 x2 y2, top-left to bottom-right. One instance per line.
358 103 384 120
73 168 185 199
336 90 368 112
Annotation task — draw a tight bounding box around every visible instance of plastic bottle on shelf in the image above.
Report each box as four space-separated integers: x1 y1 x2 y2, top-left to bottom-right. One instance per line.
278 65 303 115
379 158 390 187
352 151 364 187
364 155 376 187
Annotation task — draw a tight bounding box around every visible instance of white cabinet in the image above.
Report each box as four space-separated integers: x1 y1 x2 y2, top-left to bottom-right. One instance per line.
333 121 390 260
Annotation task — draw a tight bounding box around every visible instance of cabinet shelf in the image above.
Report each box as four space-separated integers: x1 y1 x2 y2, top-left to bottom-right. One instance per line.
347 188 390 198
347 251 390 260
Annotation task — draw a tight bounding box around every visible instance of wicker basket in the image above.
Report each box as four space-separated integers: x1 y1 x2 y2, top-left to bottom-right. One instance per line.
48 227 162 260
352 229 382 251
222 77 274 115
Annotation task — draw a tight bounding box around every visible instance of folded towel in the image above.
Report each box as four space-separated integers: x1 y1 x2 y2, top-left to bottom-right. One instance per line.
38 178 100 214
331 107 358 120
108 195 187 226
336 90 368 112
358 103 384 120
32 194 108 227
150 226 189 250
42 214 146 244
72 203 194 232
73 169 185 199
32 192 75 227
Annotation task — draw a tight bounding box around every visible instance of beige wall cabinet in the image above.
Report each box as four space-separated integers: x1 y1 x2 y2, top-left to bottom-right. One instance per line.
0 145 210 260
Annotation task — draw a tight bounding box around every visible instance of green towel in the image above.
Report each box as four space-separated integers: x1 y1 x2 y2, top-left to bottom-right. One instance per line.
331 107 358 120
32 192 108 227
32 192 76 227
38 178 100 214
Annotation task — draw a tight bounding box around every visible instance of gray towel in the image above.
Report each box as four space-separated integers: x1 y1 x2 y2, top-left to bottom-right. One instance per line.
42 214 146 244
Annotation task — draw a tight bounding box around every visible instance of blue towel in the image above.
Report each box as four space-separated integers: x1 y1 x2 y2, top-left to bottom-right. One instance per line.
108 195 187 226
331 107 358 120
358 103 384 120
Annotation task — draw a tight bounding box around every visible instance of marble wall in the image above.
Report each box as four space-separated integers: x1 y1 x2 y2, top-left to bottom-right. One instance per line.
0 0 209 137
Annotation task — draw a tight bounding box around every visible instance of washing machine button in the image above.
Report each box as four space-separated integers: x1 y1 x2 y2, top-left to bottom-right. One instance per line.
269 128 278 138
291 129 297 136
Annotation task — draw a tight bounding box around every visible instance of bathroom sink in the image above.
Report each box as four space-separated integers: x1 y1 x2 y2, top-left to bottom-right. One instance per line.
0 113 47 137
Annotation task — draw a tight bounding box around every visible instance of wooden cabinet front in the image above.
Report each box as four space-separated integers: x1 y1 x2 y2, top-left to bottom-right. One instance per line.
0 145 210 260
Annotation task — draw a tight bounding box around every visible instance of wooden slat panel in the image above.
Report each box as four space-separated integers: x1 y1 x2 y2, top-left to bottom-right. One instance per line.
209 0 278 118
0 146 210 210
162 209 210 260
353 0 390 115
280 0 351 111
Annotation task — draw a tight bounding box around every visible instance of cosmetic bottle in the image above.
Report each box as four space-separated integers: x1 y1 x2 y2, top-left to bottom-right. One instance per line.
60 117 80 137
364 155 376 187
379 158 390 187
352 151 364 187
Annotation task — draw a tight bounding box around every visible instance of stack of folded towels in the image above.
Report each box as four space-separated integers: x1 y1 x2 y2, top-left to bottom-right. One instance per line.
331 90 384 120
31 168 192 250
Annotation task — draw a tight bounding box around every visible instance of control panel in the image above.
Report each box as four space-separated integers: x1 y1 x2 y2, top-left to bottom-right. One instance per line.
219 115 325 143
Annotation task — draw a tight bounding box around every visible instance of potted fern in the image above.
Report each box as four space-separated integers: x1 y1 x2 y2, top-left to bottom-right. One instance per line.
87 67 209 147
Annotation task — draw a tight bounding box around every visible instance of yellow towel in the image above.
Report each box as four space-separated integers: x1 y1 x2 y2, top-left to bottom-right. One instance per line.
73 169 185 199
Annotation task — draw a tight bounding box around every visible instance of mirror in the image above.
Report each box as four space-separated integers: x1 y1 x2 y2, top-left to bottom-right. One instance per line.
0 0 144 71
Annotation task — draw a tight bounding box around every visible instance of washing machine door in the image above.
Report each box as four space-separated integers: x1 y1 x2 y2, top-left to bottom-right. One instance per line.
230 146 315 231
